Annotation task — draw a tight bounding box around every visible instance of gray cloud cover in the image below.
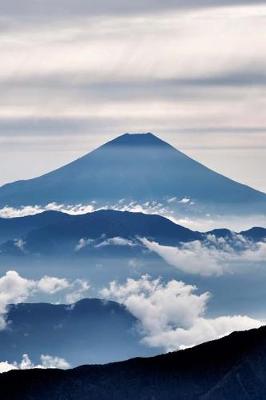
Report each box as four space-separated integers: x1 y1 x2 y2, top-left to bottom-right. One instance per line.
0 1 265 191
1 0 266 18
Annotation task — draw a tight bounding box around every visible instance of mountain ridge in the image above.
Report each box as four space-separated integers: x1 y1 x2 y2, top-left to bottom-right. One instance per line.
0 298 154 366
0 209 265 257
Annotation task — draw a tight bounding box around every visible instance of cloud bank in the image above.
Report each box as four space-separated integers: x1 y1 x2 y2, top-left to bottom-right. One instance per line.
101 275 262 351
0 203 96 218
0 3 266 192
1 0 266 19
141 236 266 276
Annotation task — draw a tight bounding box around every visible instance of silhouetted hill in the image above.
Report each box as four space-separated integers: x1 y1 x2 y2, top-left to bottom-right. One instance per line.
0 299 154 366
240 227 266 242
0 209 200 255
0 133 265 214
1 326 266 399
206 226 266 242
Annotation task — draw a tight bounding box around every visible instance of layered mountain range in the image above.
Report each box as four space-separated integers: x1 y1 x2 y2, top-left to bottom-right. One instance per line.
1 133 265 398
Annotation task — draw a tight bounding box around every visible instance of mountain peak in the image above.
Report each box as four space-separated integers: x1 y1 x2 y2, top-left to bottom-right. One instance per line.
104 132 170 147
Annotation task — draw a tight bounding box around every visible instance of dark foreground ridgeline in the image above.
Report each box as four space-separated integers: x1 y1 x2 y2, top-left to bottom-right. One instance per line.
1 325 266 399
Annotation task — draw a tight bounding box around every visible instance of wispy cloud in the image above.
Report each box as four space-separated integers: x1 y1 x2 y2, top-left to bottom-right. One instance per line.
95 237 136 248
1 1 266 20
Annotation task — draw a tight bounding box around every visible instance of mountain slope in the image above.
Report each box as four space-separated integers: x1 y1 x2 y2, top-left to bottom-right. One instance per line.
1 326 266 399
0 133 265 213
0 299 154 366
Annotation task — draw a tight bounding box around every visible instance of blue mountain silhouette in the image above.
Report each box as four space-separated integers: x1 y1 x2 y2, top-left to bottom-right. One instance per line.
0 210 264 257
0 299 154 366
0 133 265 213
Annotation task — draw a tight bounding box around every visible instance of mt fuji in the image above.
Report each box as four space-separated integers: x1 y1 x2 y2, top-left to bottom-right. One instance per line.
0 133 265 214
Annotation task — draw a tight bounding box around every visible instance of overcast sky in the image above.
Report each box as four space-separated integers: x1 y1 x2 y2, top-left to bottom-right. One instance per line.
0 0 266 192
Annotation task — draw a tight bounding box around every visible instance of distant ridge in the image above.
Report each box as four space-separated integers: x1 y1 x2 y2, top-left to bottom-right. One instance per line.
0 298 153 366
0 209 265 257
0 132 265 214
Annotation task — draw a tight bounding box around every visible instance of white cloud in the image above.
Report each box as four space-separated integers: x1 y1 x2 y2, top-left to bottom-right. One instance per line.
0 201 172 221
141 238 224 276
167 197 177 203
0 354 70 373
0 271 35 329
39 354 70 369
101 275 262 351
163 214 266 232
141 236 266 276
101 276 209 333
178 197 191 204
0 271 90 330
65 279 90 304
37 276 70 294
145 315 262 350
0 203 96 218
95 237 136 248
75 238 94 251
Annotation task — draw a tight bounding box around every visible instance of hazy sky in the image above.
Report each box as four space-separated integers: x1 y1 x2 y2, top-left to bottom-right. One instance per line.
0 0 266 192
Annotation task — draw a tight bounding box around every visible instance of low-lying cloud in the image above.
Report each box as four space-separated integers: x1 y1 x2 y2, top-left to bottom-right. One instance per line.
75 236 136 252
1 202 266 232
141 236 266 276
0 203 96 218
101 275 262 351
0 200 173 219
95 237 136 248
